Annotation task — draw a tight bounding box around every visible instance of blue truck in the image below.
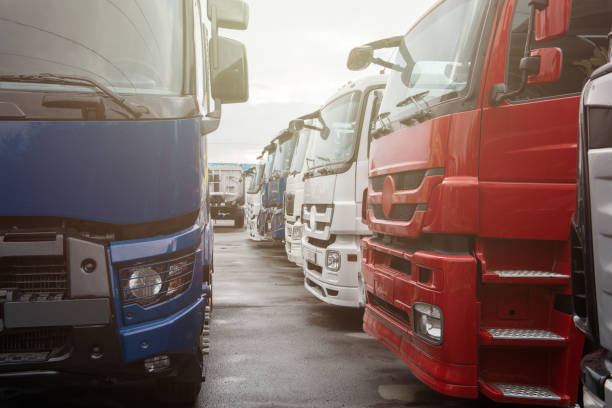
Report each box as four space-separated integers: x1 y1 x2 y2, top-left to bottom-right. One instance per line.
260 130 297 242
0 0 249 403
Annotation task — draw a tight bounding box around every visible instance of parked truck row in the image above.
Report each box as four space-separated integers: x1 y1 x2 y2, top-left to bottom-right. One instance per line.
247 1 612 406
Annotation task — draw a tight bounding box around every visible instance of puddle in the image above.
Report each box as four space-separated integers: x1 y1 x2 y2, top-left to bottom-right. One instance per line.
377 384 440 403
345 332 373 340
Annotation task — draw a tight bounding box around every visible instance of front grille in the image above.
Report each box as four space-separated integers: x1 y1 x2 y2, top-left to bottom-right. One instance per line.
0 327 70 353
369 204 427 221
0 256 67 295
370 168 444 192
370 295 411 327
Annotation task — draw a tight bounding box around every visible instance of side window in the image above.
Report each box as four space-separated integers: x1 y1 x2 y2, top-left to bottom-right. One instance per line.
507 0 612 102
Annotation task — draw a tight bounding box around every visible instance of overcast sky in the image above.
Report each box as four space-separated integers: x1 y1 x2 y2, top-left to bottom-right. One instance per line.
209 0 436 164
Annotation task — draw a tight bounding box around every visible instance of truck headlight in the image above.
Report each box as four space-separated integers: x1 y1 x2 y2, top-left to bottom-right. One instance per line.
413 303 443 345
120 253 196 307
326 250 341 271
125 267 162 299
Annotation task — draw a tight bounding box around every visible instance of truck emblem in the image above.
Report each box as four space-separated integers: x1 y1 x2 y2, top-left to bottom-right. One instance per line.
382 175 395 218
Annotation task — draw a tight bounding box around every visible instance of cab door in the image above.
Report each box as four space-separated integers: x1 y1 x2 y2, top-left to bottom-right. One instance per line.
479 0 611 241
355 87 384 234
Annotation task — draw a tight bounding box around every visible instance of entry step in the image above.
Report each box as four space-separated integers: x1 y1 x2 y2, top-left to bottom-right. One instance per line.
479 328 566 347
492 383 561 401
481 270 569 285
480 380 568 405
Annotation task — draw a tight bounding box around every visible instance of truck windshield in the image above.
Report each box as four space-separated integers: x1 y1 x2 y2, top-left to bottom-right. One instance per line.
263 149 276 182
378 0 487 122
289 127 312 175
272 135 297 178
248 165 263 194
0 0 184 95
307 92 361 169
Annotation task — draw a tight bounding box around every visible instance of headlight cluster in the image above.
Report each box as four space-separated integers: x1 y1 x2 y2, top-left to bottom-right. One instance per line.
413 302 443 345
120 253 195 307
326 250 341 271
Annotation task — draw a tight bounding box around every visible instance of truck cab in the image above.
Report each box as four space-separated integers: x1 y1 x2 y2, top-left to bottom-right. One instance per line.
263 130 297 242
257 143 277 240
209 163 245 227
572 59 612 408
350 0 611 405
0 0 249 403
301 76 385 308
284 120 314 265
247 161 265 240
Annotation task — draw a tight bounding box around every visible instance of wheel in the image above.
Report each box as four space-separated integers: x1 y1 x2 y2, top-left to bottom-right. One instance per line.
156 352 203 405
234 215 244 228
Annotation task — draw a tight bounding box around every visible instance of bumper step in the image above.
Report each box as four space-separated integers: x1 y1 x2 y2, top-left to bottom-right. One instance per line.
492 383 561 401
480 380 569 405
479 328 566 347
482 270 569 285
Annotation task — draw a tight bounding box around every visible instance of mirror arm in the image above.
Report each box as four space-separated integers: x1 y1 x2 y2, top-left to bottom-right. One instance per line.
489 2 542 106
371 57 403 72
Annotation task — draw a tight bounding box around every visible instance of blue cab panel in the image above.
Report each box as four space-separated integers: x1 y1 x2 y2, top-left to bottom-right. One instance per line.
109 226 207 363
0 119 201 224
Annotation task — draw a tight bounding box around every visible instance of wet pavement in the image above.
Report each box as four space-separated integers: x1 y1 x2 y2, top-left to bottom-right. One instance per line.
6 222 517 407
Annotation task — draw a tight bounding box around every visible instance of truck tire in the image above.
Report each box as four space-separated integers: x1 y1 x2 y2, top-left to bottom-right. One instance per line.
234 216 244 228
156 352 203 405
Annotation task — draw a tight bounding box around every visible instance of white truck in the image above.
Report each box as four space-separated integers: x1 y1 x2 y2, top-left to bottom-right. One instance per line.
209 164 245 227
284 121 313 265
300 76 385 308
246 160 265 240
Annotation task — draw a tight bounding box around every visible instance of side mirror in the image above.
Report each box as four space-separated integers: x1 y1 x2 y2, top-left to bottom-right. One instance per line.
347 46 373 71
527 48 562 85
211 36 249 104
289 119 304 132
534 0 570 42
207 0 249 30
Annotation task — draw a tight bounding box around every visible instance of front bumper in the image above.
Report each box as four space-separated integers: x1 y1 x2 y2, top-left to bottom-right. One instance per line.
0 225 208 384
582 349 612 408
360 236 479 399
301 234 363 308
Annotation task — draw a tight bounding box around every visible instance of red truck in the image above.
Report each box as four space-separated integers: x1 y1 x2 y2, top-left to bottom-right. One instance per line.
348 0 612 405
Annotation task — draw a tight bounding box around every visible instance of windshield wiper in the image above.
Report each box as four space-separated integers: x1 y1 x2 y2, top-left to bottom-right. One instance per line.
0 73 146 118
315 155 330 163
395 90 430 108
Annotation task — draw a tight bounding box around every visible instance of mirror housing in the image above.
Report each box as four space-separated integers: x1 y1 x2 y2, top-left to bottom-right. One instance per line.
289 119 304 132
211 36 249 104
207 0 249 30
347 46 374 71
527 48 562 84
534 0 570 42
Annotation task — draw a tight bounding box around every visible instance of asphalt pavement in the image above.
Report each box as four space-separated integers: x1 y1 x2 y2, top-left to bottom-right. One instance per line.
6 221 517 408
